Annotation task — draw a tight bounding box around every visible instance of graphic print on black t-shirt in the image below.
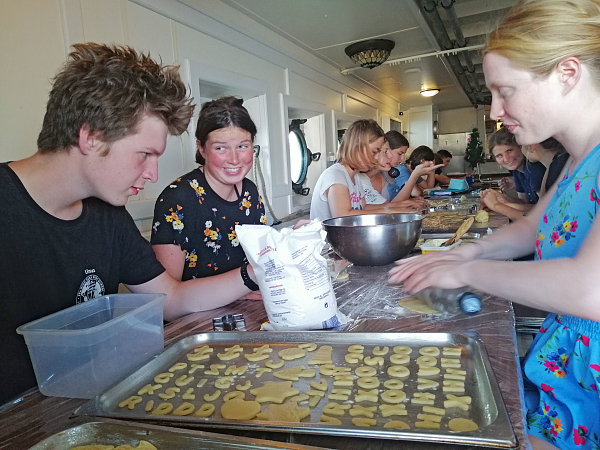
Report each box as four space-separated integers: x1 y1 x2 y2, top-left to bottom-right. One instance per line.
76 269 106 303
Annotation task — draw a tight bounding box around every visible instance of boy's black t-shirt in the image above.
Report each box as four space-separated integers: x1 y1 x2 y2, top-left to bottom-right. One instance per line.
0 163 165 405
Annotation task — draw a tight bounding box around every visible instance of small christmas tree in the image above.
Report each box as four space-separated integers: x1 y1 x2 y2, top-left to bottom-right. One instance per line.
464 127 485 169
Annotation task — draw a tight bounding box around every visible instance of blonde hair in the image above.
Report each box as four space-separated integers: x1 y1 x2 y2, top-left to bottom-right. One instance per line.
485 0 600 85
337 119 384 171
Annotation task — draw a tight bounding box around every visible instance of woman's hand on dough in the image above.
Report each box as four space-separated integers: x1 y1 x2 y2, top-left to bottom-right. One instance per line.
480 189 500 210
388 243 482 288
388 255 472 293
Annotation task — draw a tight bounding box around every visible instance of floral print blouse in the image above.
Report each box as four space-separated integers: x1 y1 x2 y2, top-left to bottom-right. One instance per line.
151 168 266 280
535 145 600 261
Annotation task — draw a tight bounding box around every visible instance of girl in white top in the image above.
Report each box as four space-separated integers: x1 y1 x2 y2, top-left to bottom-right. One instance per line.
310 119 422 221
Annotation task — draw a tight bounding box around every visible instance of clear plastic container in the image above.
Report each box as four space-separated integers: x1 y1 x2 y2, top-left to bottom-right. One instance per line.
17 293 165 399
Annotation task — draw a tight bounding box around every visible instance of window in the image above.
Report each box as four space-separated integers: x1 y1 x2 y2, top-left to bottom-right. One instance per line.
289 119 320 195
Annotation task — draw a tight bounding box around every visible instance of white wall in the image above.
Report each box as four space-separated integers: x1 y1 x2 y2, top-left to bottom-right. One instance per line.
0 0 406 231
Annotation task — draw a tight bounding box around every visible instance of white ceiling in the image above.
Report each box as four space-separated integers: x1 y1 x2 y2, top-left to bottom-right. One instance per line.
221 0 517 111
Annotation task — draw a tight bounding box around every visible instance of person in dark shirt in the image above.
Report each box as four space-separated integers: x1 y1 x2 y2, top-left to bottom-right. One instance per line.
0 43 261 406
481 136 568 220
524 137 570 196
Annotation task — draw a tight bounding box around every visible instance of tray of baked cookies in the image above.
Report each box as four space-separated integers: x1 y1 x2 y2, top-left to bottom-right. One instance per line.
74 332 517 448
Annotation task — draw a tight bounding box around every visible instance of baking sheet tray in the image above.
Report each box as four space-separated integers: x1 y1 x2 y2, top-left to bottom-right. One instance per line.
75 332 517 448
28 420 327 449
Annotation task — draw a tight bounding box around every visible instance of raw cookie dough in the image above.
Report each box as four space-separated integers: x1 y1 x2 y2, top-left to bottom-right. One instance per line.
256 401 310 422
195 403 216 417
151 402 174 415
357 376 380 389
278 347 306 361
384 420 410 429
381 389 406 404
298 343 318 352
310 380 328 391
320 415 342 425
309 345 333 365
387 365 410 378
448 418 479 432
250 381 299 403
273 366 316 381
398 297 442 315
419 347 440 357
393 345 413 355
352 417 377 427
220 398 261 420
474 210 489 223
172 402 195 416
355 366 377 377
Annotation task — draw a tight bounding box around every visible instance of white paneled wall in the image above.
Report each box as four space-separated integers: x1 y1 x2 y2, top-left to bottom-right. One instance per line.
1 0 460 233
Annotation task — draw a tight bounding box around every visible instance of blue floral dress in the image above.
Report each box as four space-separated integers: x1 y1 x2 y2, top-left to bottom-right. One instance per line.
524 144 600 449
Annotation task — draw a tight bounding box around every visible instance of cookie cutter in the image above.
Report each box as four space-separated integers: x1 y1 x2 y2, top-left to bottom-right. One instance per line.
213 314 246 331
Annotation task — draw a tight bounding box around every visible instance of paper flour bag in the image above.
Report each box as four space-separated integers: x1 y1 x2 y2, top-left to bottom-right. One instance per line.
236 220 347 330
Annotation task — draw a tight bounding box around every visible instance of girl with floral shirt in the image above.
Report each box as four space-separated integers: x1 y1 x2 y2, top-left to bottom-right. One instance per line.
152 97 266 296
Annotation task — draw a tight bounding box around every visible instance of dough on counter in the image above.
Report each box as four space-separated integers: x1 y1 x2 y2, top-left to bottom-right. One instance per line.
398 297 442 315
474 210 489 223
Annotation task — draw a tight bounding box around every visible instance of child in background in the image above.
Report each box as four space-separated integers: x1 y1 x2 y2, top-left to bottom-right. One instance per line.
310 119 420 221
394 146 438 197
434 149 453 185
364 139 433 209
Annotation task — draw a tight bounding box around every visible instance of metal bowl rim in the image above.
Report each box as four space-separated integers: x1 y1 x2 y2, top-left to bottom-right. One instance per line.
322 213 423 228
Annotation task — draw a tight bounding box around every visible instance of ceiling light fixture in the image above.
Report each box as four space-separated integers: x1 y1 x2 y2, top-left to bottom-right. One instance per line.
344 39 395 69
341 43 483 75
420 88 440 97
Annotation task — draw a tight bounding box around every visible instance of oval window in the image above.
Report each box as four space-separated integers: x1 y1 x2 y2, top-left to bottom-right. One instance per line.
289 120 309 186
289 128 307 185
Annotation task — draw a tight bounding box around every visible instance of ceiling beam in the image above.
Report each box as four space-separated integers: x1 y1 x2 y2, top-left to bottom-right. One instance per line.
453 0 517 18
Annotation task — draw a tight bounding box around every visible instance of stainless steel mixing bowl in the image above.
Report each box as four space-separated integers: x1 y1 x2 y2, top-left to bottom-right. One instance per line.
322 213 422 266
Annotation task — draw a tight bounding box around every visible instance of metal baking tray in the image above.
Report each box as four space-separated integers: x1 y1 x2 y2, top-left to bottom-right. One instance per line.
75 332 517 448
423 204 477 214
29 420 326 449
